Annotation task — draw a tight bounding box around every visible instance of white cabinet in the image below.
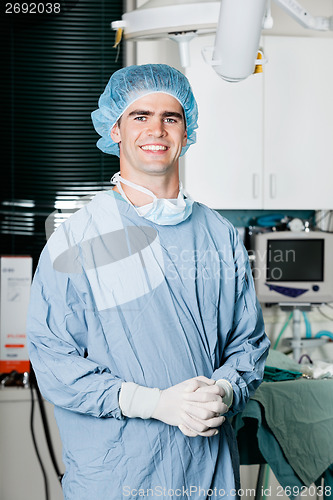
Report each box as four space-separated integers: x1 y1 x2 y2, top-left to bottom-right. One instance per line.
184 35 264 209
184 35 333 210
263 36 333 209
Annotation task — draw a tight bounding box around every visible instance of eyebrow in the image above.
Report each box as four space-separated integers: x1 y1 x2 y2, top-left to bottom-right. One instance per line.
127 110 184 120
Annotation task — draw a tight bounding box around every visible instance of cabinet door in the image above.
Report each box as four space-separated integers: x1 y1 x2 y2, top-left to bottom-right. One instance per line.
263 36 333 209
184 35 264 209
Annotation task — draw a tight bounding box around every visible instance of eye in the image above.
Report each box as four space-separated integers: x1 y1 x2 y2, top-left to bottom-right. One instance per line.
164 117 176 123
134 116 147 122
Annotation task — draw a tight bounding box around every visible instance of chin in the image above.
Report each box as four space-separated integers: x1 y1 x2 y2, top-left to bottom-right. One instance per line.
140 163 175 175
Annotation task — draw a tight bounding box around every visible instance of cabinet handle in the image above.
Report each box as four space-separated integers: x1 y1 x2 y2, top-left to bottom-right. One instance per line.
270 174 277 199
252 173 259 199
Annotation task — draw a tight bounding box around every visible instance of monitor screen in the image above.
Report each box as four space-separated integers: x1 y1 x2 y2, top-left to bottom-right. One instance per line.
266 239 324 282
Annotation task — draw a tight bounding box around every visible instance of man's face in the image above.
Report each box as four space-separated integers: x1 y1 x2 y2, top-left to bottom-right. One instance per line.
111 93 187 178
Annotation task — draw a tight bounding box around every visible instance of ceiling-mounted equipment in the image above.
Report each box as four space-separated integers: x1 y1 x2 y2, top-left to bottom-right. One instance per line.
112 0 221 68
112 0 333 82
209 0 268 82
274 0 333 31
113 0 220 39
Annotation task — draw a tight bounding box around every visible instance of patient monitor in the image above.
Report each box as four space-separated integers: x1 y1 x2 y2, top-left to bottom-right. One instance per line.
253 231 333 305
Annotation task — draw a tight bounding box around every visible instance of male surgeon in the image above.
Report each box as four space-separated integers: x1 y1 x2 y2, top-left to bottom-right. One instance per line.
27 64 270 500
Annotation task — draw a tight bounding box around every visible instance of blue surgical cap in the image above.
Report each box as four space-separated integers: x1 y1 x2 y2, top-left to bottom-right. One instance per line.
91 64 198 157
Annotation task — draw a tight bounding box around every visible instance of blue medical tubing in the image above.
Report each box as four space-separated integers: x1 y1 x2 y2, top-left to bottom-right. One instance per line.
302 312 312 338
314 331 333 341
255 215 284 227
273 312 293 350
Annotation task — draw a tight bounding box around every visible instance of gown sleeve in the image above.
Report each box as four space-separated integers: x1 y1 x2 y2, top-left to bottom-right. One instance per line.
212 225 270 416
27 245 124 420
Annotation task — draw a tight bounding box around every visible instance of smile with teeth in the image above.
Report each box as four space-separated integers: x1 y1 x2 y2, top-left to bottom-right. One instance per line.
140 145 168 151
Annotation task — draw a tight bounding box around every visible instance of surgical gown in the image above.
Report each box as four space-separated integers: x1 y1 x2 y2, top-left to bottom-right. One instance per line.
27 190 270 500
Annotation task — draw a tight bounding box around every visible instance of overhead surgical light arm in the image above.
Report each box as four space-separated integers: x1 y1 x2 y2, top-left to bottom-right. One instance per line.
209 0 268 82
111 0 333 82
209 0 333 82
273 0 333 31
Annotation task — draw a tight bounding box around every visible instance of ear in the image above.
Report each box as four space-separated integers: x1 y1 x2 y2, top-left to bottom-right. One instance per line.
111 122 121 144
182 129 188 148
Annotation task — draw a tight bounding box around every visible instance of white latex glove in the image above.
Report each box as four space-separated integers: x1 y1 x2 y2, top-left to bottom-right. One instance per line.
177 382 229 437
152 376 227 437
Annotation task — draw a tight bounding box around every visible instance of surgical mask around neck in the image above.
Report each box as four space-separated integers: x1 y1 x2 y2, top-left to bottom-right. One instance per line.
111 172 193 226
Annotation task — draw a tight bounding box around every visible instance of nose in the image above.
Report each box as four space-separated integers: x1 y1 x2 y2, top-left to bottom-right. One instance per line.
147 117 166 138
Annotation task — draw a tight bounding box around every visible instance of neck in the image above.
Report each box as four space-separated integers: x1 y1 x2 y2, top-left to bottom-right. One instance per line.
113 170 180 206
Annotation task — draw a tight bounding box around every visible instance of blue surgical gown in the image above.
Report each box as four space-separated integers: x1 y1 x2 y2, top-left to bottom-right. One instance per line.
27 190 270 500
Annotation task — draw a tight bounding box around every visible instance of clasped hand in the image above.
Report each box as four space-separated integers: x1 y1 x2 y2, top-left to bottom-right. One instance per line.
152 376 228 437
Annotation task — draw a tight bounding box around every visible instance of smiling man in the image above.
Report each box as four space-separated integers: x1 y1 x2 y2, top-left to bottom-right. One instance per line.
110 93 188 205
113 93 187 174
27 64 270 500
